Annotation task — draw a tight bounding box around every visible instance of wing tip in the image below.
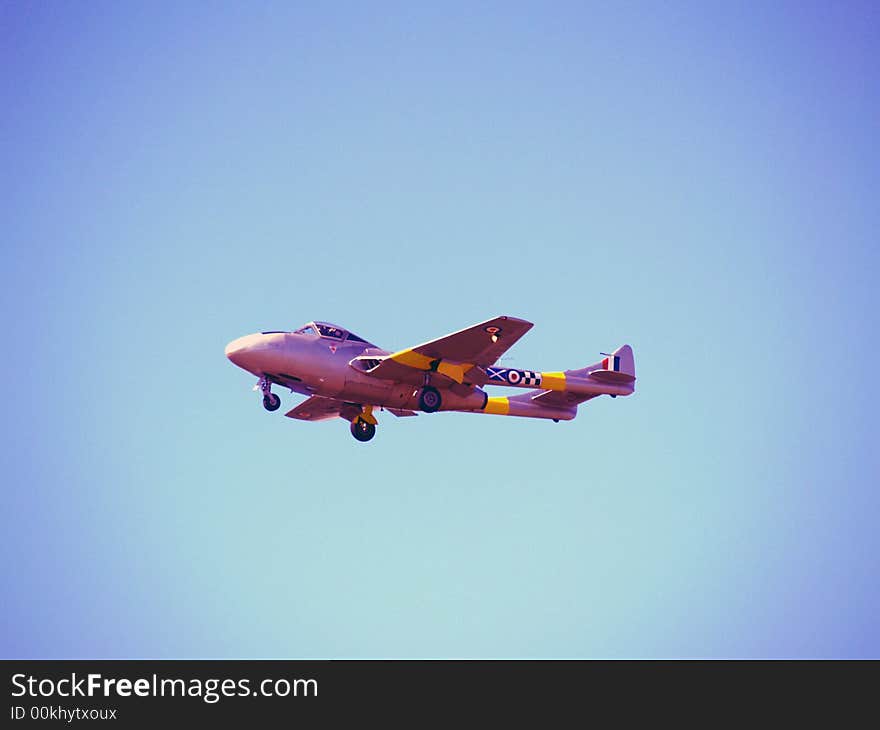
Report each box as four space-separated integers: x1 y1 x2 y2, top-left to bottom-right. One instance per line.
495 315 534 328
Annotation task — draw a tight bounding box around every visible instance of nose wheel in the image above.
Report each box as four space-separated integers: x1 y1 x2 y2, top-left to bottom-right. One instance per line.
351 418 376 442
263 393 281 411
257 376 281 411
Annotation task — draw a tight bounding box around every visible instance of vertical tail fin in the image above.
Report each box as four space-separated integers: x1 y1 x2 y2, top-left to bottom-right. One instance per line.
572 344 635 384
602 344 635 378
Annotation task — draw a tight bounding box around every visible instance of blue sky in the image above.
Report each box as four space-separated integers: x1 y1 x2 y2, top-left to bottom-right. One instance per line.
2 1 877 657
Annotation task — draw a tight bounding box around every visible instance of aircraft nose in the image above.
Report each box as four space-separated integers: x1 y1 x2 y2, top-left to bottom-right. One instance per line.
225 334 261 368
225 338 244 366
225 332 282 372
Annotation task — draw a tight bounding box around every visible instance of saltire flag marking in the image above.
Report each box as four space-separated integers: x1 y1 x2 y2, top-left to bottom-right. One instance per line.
487 367 508 382
486 367 542 386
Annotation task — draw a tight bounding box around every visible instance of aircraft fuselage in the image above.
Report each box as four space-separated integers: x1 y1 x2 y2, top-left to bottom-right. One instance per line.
225 318 635 442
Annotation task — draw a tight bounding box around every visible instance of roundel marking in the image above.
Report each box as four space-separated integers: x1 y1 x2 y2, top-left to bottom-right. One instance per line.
507 370 521 385
484 326 501 334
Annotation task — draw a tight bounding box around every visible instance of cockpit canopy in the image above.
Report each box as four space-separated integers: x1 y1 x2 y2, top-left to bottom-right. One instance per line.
293 321 372 345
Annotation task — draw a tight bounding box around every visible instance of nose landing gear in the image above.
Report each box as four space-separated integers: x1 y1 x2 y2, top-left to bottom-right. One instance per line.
263 393 281 411
257 376 281 411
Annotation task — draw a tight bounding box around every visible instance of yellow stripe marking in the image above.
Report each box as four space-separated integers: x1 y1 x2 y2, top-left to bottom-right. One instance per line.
389 349 473 384
436 361 472 384
359 404 378 425
483 396 510 415
389 348 435 370
540 372 567 391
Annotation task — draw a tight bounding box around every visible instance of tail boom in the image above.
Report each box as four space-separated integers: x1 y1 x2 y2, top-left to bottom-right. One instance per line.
480 394 576 420
480 344 636 399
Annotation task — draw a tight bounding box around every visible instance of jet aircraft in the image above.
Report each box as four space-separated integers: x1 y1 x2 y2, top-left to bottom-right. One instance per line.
225 316 635 442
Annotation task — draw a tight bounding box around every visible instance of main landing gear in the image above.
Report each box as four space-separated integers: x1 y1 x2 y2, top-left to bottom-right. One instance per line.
258 376 281 411
350 405 377 442
418 386 442 413
350 418 376 442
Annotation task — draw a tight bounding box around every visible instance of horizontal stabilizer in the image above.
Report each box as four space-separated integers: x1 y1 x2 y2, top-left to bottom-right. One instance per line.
590 369 636 384
527 389 597 409
386 407 418 417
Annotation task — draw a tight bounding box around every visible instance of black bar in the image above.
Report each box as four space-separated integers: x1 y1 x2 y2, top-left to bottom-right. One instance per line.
2 660 873 724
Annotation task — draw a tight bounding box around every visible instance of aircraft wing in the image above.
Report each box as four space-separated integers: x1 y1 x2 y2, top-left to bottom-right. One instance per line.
366 315 533 384
284 396 358 422
285 397 418 421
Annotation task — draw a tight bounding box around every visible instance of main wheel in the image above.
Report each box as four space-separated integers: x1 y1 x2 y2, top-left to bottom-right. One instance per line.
418 386 442 413
350 418 376 442
263 393 281 411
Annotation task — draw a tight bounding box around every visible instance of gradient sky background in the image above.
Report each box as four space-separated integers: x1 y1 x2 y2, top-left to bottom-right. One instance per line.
2 1 877 658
